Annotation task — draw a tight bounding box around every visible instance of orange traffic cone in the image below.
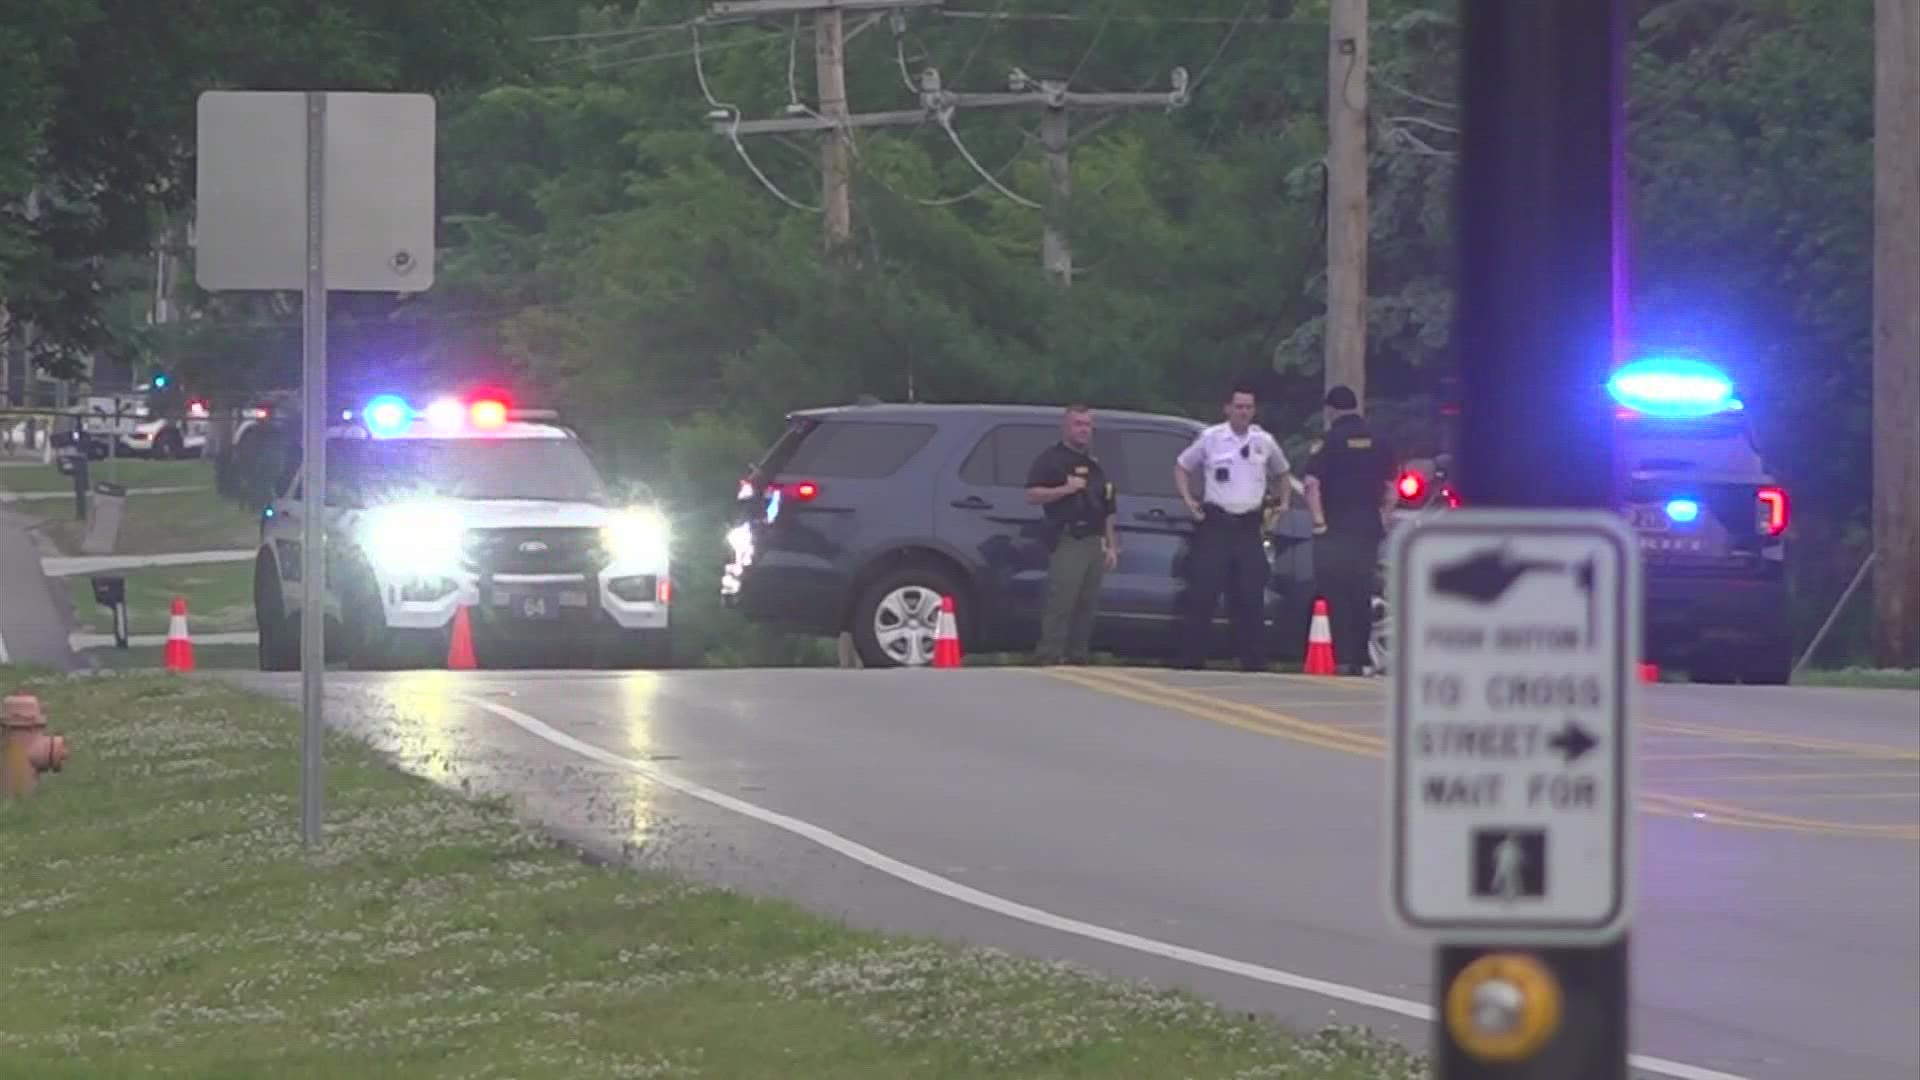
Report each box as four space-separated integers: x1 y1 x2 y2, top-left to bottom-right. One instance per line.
164 596 195 673
932 595 962 668
446 605 477 670
1302 597 1337 675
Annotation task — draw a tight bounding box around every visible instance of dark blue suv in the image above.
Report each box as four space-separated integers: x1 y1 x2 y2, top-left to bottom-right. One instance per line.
721 402 1323 668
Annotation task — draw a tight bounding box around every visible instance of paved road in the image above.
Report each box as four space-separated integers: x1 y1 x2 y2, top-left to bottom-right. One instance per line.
223 667 1920 1080
0 508 79 670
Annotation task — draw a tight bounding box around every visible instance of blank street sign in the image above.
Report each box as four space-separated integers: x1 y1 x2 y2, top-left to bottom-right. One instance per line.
1385 508 1641 946
194 91 436 293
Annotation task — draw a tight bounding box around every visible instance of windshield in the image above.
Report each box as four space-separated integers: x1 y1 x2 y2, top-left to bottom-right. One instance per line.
1616 414 1766 476
329 436 612 505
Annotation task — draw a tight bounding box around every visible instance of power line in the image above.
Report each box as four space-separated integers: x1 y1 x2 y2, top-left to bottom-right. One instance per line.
531 18 709 43
940 9 1298 25
692 22 825 213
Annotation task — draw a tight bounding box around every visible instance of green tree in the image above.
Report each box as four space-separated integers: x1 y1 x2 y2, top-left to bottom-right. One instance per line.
0 0 573 380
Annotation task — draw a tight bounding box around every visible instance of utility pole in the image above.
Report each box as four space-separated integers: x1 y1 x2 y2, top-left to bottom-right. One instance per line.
1873 0 1920 668
815 5 852 247
942 68 1190 283
1325 0 1369 400
1040 91 1072 282
1420 1 1632 1077
708 0 945 252
711 7 1189 280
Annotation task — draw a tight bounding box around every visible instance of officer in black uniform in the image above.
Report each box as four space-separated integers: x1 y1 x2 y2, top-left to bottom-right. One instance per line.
1302 385 1399 675
1025 404 1119 665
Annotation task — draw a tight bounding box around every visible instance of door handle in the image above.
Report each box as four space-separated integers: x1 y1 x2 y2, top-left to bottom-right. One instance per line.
950 496 991 510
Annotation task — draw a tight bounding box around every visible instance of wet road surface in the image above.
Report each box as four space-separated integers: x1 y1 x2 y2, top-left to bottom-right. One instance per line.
221 667 1920 1080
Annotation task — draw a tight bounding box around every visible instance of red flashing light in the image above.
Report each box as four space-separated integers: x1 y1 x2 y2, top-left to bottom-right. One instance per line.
1397 470 1427 502
765 480 820 502
1440 484 1461 508
469 398 508 428
1756 486 1789 536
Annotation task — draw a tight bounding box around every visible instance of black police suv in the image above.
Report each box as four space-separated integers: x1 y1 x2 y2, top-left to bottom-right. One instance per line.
1615 404 1793 684
722 402 1325 668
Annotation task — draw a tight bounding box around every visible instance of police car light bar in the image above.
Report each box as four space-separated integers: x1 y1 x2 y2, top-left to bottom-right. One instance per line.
1607 357 1743 418
351 393 558 436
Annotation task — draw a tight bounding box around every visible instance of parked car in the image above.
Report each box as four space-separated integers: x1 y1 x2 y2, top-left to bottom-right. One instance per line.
1368 357 1794 684
722 401 1332 668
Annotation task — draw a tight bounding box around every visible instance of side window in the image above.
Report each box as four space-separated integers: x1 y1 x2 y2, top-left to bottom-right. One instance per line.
958 424 1061 488
783 421 936 478
1115 429 1199 499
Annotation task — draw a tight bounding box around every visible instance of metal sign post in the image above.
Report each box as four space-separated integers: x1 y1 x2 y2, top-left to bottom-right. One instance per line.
300 92 328 847
1384 0 1634 1075
195 90 436 846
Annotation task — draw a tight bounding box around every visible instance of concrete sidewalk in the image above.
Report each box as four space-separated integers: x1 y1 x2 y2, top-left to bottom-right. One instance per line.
0 508 80 670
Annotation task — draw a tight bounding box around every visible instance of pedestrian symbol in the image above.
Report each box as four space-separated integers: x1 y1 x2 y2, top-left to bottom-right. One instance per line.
1471 827 1547 901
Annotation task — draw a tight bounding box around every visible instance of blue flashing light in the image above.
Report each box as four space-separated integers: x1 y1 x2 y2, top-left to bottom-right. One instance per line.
1663 498 1701 524
1607 357 1741 418
363 395 413 436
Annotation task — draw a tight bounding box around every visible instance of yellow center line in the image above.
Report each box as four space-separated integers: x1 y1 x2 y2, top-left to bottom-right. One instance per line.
1643 770 1920 785
1638 751 1876 762
1043 668 1920 841
1735 791 1920 803
1040 669 1379 758
1639 719 1920 761
1108 670 1920 762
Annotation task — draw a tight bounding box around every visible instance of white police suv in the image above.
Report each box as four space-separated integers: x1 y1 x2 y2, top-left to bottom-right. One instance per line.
252 392 673 670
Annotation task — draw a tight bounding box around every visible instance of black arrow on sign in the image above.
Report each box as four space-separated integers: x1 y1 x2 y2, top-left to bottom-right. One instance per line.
1547 720 1599 764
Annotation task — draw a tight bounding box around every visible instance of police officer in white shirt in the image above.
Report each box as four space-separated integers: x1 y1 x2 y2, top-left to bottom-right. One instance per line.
1172 381 1291 670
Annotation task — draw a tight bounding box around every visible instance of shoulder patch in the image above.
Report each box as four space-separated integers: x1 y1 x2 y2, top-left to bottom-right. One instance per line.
1346 437 1373 448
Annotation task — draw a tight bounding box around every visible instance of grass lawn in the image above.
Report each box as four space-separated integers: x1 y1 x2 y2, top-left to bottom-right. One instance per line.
0 457 213 494
63 560 255 639
1792 667 1920 691
0 459 259 556
0 669 1428 1079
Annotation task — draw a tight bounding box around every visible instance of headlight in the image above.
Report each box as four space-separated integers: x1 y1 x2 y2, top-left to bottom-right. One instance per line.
360 501 466 578
605 507 671 569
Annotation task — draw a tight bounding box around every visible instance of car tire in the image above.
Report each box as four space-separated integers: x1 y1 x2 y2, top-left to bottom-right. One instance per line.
339 560 409 670
1739 636 1795 687
850 563 963 669
597 627 672 670
254 557 300 672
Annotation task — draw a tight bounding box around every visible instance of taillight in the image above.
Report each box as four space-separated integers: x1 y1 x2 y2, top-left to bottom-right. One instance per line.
1440 484 1460 508
777 480 819 501
1756 486 1788 536
1397 470 1427 503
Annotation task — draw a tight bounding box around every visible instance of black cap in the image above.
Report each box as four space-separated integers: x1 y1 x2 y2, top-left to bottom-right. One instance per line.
1324 385 1359 410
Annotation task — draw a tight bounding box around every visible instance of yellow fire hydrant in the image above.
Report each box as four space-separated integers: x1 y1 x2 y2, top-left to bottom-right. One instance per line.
1 693 69 799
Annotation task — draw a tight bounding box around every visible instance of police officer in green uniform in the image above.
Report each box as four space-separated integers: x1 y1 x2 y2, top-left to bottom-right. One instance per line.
1302 384 1399 675
1025 403 1119 665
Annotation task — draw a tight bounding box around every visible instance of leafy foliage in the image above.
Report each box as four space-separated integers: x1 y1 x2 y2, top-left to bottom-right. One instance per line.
4 0 1881 660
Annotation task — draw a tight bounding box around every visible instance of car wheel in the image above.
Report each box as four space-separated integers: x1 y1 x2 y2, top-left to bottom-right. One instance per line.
1368 591 1392 674
340 562 401 670
1739 637 1795 686
254 560 300 672
851 564 962 669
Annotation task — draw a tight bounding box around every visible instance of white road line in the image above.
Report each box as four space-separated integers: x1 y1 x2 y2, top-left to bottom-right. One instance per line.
0 485 208 504
70 631 257 650
42 550 254 576
459 694 1752 1080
